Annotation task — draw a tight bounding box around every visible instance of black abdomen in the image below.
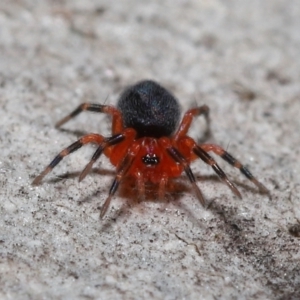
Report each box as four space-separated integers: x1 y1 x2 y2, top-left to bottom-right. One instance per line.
117 80 181 138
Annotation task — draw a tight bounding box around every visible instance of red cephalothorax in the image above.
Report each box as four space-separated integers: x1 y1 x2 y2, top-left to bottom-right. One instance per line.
33 80 268 218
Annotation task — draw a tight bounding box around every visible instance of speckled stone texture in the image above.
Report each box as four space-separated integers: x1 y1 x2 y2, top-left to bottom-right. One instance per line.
0 1 300 299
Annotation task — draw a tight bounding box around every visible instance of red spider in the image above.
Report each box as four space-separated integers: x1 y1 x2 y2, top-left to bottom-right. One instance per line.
33 80 268 218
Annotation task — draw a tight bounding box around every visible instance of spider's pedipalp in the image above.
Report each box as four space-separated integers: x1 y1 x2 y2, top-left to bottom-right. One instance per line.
200 144 269 193
32 134 104 185
158 174 168 201
135 172 145 201
79 133 125 182
193 145 242 199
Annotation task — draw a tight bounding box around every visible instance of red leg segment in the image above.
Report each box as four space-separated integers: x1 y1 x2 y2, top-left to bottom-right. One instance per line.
55 103 124 134
173 105 209 141
78 133 126 182
135 171 145 201
158 173 168 201
32 134 104 185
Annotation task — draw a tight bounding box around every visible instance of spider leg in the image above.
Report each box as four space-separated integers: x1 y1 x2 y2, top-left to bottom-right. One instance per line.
100 143 140 218
174 105 210 141
167 146 206 206
135 172 145 201
193 145 242 198
55 103 123 134
158 173 168 201
200 144 268 193
32 134 104 185
79 133 125 182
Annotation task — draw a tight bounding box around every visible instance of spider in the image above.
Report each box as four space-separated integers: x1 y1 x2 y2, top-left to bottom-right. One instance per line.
33 80 268 218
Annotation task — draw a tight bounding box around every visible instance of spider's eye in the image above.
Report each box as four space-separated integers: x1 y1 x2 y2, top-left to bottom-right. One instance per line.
142 154 160 166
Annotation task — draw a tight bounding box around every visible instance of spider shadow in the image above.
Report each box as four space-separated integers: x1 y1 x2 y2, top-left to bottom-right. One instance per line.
45 168 115 200
43 168 267 231
98 177 200 231
78 168 116 198
197 124 213 144
100 173 266 230
47 171 82 184
56 128 89 139
56 113 111 139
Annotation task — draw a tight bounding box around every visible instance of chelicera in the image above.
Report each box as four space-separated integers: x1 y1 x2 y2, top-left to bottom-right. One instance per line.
33 80 268 218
